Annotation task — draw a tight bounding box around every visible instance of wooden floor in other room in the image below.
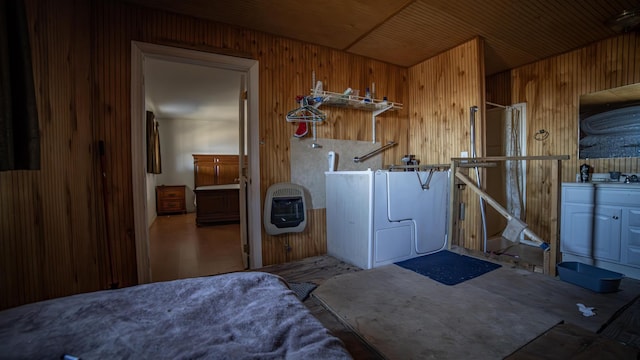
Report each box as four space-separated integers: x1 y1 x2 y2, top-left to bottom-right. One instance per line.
149 213 245 282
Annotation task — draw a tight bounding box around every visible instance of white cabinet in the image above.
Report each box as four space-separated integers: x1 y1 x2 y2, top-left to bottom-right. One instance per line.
561 203 620 261
325 171 374 269
622 208 640 266
561 183 640 279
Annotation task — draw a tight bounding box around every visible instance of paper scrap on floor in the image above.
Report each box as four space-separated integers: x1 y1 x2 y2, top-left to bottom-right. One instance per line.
577 303 596 317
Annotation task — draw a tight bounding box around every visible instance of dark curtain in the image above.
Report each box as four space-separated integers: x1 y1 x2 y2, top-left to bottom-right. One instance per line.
146 111 161 174
0 0 40 171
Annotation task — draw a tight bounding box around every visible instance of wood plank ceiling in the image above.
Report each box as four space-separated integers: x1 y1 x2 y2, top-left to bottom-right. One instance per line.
125 0 640 75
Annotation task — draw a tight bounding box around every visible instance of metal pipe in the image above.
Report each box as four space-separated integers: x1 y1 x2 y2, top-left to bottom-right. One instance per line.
353 141 397 163
486 101 508 109
388 163 451 171
470 106 488 253
470 106 478 157
455 171 548 249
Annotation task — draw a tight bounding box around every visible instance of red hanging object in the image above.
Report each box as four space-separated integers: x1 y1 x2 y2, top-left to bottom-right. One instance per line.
294 122 308 137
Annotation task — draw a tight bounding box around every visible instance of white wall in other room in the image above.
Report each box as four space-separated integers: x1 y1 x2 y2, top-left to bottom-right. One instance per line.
156 117 239 212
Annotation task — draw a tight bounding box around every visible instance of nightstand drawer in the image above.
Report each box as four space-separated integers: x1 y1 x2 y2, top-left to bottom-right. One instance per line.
161 189 184 198
159 200 184 211
156 185 187 215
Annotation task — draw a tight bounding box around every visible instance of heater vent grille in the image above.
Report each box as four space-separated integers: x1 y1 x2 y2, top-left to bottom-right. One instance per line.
273 188 302 197
264 183 307 235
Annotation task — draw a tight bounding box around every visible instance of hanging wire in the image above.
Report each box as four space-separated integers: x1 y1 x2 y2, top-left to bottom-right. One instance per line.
534 129 549 141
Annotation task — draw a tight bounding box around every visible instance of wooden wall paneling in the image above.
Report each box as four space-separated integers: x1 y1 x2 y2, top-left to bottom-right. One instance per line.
369 60 409 165
119 3 135 286
0 0 103 310
86 6 112 288
6 0 634 311
93 0 112 291
18 0 636 310
260 35 302 265
70 0 97 294
636 33 640 84
8 0 635 312
94 0 145 288
38 0 59 298
1 174 23 308
108 0 121 284
91 2 111 286
407 38 485 250
485 71 512 106
255 38 408 265
483 72 511 238
487 32 639 244
36 0 54 300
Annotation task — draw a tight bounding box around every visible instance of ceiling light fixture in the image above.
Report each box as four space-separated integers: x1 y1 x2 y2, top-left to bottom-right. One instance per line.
606 7 640 33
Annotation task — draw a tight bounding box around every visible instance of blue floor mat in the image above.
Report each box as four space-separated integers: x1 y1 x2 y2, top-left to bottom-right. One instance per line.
395 250 501 286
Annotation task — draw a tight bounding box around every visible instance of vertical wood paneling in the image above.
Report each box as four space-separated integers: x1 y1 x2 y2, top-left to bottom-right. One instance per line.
487 32 640 244
1 0 101 310
6 0 638 310
243 31 407 265
94 1 407 276
408 38 485 249
486 71 512 106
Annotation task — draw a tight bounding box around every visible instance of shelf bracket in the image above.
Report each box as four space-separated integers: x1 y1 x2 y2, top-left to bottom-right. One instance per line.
371 104 393 143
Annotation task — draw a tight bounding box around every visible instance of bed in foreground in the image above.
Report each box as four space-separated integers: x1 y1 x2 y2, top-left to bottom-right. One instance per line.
0 272 351 359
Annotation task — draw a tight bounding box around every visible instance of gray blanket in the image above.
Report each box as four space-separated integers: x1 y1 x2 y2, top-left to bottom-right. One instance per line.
0 272 352 359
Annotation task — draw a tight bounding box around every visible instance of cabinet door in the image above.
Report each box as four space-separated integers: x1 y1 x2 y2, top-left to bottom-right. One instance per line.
593 205 621 262
561 203 594 257
561 203 621 261
623 208 640 267
217 163 239 184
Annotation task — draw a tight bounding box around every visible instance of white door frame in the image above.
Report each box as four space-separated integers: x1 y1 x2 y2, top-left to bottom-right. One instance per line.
130 41 262 283
238 74 249 269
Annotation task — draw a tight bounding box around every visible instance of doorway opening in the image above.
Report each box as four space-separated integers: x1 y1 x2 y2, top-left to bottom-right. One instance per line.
131 41 262 283
484 103 541 266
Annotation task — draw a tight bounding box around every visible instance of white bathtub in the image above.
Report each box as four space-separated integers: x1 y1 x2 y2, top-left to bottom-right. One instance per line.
325 169 449 269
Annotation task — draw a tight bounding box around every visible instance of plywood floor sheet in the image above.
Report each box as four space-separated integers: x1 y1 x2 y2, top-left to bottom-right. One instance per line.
314 262 640 359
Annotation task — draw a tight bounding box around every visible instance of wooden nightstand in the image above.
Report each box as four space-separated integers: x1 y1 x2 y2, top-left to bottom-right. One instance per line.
156 185 186 215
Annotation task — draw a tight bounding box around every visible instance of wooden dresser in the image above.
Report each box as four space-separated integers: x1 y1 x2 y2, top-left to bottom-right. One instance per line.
192 154 243 226
194 185 240 226
156 185 187 215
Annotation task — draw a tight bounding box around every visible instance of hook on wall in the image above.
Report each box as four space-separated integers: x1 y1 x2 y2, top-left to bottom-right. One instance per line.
534 129 549 141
